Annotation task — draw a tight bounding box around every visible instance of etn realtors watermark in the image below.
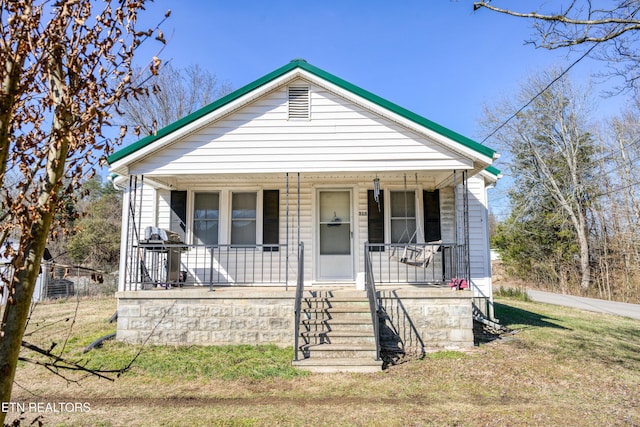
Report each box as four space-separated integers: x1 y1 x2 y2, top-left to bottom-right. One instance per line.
2 401 91 413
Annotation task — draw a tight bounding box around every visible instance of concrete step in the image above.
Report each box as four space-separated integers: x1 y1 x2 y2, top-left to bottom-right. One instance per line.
300 301 371 313
298 343 378 359
300 310 371 321
302 300 371 310
292 357 382 373
301 318 374 333
300 330 377 345
295 289 379 370
305 290 369 299
302 316 372 324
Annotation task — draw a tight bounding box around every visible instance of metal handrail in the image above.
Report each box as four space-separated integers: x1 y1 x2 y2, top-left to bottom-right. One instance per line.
365 242 465 285
364 242 381 361
293 242 304 362
128 242 289 291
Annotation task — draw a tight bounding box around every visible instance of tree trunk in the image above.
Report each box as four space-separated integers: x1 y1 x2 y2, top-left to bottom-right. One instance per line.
577 212 591 290
0 9 33 424
0 216 54 414
0 36 71 425
0 142 68 426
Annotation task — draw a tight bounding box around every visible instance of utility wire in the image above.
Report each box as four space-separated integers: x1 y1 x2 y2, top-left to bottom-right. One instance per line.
481 42 601 144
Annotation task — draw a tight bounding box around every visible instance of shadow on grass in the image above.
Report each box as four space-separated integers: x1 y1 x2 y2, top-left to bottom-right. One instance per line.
487 301 640 370
473 302 569 346
494 302 570 330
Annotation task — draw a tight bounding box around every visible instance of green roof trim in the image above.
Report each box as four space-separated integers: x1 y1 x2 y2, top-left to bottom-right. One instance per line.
108 59 496 165
485 165 501 176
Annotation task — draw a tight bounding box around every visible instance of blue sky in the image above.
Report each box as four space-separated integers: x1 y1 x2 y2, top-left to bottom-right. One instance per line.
127 1 627 210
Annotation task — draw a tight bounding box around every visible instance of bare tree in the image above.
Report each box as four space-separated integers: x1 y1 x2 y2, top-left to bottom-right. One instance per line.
474 1 640 93
0 1 167 422
485 70 597 291
591 109 640 301
118 63 233 136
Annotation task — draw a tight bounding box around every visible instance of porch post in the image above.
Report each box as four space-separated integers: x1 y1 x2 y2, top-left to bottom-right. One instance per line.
297 173 301 287
286 173 289 290
122 175 145 291
453 170 471 285
453 170 457 248
117 177 131 291
463 170 471 285
297 173 300 247
121 175 138 291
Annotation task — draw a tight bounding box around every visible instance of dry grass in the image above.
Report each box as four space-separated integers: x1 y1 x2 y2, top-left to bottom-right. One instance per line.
4 295 639 426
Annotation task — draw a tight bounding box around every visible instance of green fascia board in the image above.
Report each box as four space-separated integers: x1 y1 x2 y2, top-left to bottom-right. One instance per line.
295 61 496 160
108 59 496 165
485 165 501 177
107 60 303 165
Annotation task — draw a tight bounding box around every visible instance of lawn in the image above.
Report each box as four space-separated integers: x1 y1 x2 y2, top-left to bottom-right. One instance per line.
4 294 639 426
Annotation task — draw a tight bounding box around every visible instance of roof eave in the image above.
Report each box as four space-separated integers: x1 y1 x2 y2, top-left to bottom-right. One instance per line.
108 59 497 171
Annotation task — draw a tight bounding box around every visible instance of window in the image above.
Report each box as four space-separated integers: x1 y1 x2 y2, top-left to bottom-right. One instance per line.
190 190 280 247
390 191 416 243
170 191 187 242
231 192 257 245
367 190 384 251
423 190 441 242
263 190 280 251
193 192 219 245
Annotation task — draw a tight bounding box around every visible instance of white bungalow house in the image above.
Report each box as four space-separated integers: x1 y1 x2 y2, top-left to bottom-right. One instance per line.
108 59 500 372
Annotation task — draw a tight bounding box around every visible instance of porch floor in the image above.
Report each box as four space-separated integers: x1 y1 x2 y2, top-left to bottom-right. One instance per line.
117 282 456 298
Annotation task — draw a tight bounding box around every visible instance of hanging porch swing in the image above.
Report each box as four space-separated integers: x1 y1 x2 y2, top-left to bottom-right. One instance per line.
388 174 441 268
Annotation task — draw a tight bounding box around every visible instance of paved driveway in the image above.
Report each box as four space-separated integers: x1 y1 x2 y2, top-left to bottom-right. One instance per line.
527 289 640 321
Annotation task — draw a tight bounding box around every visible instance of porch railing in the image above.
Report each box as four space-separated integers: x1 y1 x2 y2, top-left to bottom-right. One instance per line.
364 243 381 361
364 242 466 285
293 242 304 362
125 243 289 291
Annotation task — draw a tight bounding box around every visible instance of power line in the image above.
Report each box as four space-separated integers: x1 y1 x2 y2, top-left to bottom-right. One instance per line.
481 42 600 144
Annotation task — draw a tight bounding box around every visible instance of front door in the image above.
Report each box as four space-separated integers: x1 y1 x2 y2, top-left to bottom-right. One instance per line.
317 190 354 281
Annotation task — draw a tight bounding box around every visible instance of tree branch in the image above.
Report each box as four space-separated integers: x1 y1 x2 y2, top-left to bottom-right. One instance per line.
20 341 116 382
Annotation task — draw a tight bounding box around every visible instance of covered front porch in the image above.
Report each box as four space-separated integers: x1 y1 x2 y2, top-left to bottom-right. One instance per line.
117 170 476 293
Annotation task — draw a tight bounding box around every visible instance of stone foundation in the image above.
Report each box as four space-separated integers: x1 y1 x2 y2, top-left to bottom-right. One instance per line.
116 289 296 346
377 288 474 354
116 287 474 351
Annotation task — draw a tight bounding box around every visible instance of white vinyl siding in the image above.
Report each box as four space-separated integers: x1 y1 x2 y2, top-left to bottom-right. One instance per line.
466 175 492 296
128 81 473 176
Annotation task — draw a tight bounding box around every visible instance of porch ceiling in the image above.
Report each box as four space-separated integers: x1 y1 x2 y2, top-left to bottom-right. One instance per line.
122 169 473 190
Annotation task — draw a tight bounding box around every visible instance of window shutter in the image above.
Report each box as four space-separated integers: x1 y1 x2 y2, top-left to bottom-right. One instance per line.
170 190 187 241
263 190 280 252
288 86 309 119
423 190 441 242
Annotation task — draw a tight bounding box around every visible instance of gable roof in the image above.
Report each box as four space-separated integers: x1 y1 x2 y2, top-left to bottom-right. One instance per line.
108 59 497 166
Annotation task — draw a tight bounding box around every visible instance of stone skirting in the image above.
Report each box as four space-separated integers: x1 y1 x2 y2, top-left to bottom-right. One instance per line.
116 287 475 350
378 288 475 354
116 289 297 346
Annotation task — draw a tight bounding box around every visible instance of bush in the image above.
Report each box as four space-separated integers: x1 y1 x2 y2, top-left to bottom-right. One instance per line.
495 286 530 301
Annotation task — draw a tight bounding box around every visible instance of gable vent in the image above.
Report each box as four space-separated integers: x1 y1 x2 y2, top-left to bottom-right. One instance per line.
288 86 310 119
